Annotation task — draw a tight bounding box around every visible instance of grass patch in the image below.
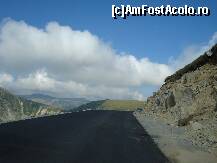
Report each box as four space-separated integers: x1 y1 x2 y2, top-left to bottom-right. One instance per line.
102 100 145 111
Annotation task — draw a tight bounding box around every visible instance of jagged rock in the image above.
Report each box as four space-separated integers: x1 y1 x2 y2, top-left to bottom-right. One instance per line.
177 115 193 126
165 92 176 109
181 75 187 84
155 98 160 106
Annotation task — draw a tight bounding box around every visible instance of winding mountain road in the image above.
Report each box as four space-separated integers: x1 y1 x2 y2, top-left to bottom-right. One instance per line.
0 111 169 163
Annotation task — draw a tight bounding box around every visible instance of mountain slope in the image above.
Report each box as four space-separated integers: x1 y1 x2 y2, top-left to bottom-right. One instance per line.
139 44 217 152
0 88 61 123
74 99 145 111
21 94 89 111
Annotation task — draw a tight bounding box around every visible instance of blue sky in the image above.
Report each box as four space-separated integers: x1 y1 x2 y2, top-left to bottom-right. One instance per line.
1 0 216 62
0 0 216 99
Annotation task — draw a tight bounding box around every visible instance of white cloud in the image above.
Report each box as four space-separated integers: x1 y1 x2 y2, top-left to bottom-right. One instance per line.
16 70 56 91
209 32 217 45
0 19 173 100
170 32 217 70
0 73 13 86
9 70 144 100
0 19 215 100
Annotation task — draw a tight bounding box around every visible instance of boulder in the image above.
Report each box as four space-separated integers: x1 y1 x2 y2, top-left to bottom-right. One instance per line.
190 121 203 130
165 92 176 109
177 115 193 126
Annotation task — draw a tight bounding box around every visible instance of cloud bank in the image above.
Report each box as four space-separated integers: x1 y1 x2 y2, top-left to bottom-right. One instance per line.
0 19 216 100
0 19 173 100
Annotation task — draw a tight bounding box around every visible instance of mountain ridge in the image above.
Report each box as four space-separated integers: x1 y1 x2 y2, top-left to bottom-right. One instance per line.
21 93 89 111
0 87 61 123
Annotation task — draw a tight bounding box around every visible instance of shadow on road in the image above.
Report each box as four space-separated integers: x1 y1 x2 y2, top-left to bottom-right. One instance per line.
0 110 170 163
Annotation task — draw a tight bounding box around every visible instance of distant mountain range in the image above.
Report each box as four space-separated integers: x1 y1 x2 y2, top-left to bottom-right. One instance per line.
0 87 61 123
0 88 144 123
20 94 89 111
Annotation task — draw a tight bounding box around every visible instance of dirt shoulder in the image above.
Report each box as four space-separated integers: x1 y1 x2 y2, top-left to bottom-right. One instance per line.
134 112 217 163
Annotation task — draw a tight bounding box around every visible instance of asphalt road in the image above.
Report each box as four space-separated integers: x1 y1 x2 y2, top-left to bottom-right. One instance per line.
0 111 169 163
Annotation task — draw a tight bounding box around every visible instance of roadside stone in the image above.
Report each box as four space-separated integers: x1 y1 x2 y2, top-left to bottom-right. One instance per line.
190 121 203 130
181 75 187 84
177 115 193 126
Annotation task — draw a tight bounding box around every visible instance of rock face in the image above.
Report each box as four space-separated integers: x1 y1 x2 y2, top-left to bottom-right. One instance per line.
143 44 217 151
0 87 61 123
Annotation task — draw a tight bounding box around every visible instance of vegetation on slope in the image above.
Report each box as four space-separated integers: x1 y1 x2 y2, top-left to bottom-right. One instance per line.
73 99 145 111
101 100 145 111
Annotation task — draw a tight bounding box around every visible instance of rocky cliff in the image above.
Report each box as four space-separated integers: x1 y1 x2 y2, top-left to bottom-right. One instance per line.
142 44 217 152
0 87 61 123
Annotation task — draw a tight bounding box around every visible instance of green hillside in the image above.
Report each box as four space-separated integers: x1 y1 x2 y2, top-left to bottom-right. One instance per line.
73 99 145 111
102 100 145 111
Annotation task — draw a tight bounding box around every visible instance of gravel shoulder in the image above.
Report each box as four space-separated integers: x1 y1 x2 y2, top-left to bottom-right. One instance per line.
134 112 217 163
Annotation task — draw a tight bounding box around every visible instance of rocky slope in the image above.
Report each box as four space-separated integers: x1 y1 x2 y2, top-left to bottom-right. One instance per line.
0 87 61 123
138 44 217 153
